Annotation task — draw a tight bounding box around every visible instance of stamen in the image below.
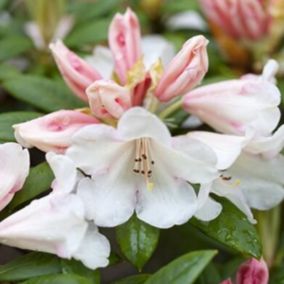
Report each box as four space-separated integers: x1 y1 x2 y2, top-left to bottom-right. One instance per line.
132 138 155 190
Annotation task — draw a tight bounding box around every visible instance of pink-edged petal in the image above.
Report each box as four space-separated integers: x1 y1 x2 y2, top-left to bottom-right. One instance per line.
14 110 99 153
49 40 102 101
0 143 29 211
73 225 110 269
0 193 87 258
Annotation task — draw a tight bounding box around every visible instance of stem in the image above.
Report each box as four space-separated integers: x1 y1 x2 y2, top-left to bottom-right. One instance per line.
256 206 281 267
158 99 183 119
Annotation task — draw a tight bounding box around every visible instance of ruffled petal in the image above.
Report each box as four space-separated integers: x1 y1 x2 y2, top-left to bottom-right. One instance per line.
73 225 110 269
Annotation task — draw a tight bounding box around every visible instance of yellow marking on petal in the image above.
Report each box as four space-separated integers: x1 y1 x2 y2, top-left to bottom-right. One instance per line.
127 57 146 88
149 58 163 92
76 107 92 115
147 182 154 191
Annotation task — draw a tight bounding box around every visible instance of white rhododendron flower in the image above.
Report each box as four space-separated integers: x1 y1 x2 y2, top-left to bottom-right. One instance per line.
66 107 218 228
0 153 110 269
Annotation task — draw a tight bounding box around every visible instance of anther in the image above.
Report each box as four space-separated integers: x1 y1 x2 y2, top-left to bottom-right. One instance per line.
142 154 147 159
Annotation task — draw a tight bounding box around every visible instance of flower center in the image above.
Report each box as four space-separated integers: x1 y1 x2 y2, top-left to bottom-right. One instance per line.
133 138 155 190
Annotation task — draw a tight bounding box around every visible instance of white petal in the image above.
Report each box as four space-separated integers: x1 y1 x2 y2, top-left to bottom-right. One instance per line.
187 131 249 170
0 193 87 258
76 148 137 227
0 143 29 211
117 107 172 146
227 153 284 211
168 136 218 183
73 225 110 269
86 46 114 79
136 167 198 228
194 197 222 221
141 35 175 70
246 125 284 158
166 11 207 31
67 124 127 176
212 178 256 223
46 152 78 194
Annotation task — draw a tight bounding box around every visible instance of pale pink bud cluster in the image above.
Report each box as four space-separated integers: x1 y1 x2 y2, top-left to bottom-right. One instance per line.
199 0 270 40
155 35 208 102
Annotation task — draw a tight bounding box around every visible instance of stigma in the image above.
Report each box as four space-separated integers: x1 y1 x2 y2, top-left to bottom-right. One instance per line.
133 138 155 190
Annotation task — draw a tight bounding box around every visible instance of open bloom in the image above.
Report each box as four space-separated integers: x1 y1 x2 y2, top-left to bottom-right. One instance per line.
14 110 99 153
221 258 269 284
66 108 218 228
199 0 270 41
188 125 284 223
183 60 281 136
0 152 110 269
0 143 29 211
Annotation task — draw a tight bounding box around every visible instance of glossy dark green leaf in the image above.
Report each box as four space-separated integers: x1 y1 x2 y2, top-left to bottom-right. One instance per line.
0 111 42 142
20 274 93 284
190 198 262 259
8 162 54 210
61 259 100 284
145 250 217 284
65 19 109 47
0 35 33 61
195 263 221 284
3 75 85 112
116 215 160 270
113 274 150 284
0 252 61 281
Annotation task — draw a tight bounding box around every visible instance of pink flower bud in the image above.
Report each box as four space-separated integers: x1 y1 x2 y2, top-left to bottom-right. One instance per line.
236 258 269 284
86 80 132 119
108 8 141 85
50 40 102 101
0 143 29 211
14 110 99 153
182 74 280 136
199 0 269 40
155 35 208 102
220 280 233 284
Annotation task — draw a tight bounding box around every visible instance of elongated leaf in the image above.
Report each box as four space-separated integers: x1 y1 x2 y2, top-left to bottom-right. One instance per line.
270 264 284 284
61 260 100 284
0 252 61 281
8 162 54 210
0 111 42 142
113 274 150 284
20 274 93 284
3 75 85 112
0 35 33 61
116 215 159 270
145 250 217 284
65 19 109 47
0 63 21 81
190 198 262 259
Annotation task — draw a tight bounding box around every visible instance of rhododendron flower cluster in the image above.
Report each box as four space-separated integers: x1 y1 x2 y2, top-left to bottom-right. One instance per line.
0 8 282 280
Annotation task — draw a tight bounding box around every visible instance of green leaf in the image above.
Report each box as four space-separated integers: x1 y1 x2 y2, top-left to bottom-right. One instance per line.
20 274 93 284
113 274 150 284
270 264 284 284
144 250 217 284
65 19 109 47
0 252 61 281
8 162 54 210
0 35 33 61
190 198 262 259
195 263 221 284
3 75 85 112
0 111 42 142
0 63 21 81
116 215 160 270
61 259 100 284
